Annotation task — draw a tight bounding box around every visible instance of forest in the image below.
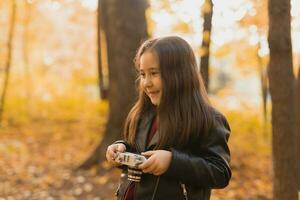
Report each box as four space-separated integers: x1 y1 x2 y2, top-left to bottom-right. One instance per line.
0 0 299 199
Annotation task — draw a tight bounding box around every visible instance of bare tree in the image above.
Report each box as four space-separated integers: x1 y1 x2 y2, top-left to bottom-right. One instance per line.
97 0 108 100
296 66 300 189
0 0 17 125
268 0 298 198
200 0 213 91
79 0 148 171
256 42 269 123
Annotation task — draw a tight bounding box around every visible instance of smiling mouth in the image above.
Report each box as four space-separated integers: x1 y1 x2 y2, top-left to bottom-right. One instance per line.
147 91 159 96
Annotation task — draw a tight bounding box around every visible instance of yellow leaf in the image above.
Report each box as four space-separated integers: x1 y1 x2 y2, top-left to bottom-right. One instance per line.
202 30 211 43
172 22 192 33
202 0 212 14
197 47 208 57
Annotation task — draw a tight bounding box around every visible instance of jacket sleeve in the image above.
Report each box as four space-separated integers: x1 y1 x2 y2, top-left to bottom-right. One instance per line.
164 113 231 189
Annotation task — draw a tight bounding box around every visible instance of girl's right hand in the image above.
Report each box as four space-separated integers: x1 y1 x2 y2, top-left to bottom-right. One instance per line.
106 143 126 166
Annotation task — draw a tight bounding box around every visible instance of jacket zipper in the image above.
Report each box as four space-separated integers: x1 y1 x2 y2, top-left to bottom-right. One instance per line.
151 176 160 200
180 183 188 200
115 182 121 196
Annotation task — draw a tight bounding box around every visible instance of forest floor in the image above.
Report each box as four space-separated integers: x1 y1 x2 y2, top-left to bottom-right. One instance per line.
0 103 272 200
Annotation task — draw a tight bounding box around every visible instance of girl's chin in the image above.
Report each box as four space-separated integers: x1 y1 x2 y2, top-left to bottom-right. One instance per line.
151 102 158 106
150 98 160 106
147 93 161 105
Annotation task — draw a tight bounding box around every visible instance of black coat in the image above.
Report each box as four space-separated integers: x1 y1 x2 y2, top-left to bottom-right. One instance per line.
113 111 231 200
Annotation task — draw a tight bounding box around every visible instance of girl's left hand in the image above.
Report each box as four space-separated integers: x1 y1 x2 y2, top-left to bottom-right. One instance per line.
138 150 172 176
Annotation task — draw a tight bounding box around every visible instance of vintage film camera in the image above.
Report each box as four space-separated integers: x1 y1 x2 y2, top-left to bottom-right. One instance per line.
115 152 147 182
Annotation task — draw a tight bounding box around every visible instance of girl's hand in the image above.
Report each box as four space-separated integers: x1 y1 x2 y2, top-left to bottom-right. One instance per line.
138 150 172 176
106 143 126 166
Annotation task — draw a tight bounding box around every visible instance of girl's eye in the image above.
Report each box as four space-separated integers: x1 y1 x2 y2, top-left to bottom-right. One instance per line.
140 73 145 78
151 71 159 76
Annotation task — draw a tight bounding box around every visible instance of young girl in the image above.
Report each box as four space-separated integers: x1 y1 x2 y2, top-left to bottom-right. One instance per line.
106 36 231 200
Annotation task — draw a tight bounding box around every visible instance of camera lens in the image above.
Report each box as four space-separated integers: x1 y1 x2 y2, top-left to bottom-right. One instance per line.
127 168 143 182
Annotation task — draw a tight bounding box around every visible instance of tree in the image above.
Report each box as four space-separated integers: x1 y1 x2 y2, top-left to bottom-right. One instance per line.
0 0 16 125
295 66 300 191
240 0 270 121
267 0 299 198
97 0 108 100
200 0 213 91
296 66 300 189
79 0 149 170
256 42 269 123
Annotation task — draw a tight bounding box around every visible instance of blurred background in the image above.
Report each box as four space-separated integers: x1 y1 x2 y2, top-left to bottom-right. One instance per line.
0 0 299 199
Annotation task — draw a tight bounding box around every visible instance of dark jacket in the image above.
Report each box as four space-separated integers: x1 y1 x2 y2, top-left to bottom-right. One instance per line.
114 111 231 200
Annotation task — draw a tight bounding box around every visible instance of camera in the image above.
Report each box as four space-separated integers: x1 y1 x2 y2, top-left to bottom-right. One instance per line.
115 152 147 182
115 152 147 168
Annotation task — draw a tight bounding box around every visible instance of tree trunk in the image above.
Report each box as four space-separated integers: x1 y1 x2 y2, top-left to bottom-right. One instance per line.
268 0 298 199
296 66 300 189
260 67 268 122
97 0 108 100
79 0 148 171
0 0 16 125
200 0 213 92
257 43 268 123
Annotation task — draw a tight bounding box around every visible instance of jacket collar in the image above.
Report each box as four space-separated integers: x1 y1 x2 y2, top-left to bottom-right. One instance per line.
135 111 159 152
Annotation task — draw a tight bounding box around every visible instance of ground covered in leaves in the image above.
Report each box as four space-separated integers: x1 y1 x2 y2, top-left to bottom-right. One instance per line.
0 102 272 200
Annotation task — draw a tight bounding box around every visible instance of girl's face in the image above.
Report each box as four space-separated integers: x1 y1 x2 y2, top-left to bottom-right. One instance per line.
139 51 162 106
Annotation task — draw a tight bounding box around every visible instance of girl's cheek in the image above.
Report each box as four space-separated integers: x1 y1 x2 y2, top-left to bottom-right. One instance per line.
140 80 145 90
141 79 147 88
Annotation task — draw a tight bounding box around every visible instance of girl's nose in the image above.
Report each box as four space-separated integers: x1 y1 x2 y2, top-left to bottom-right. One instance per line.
144 76 153 87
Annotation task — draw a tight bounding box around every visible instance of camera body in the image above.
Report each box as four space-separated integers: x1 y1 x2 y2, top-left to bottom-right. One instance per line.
115 152 147 168
115 152 147 182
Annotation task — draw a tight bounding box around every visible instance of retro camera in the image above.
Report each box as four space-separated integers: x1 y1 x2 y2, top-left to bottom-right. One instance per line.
115 152 147 182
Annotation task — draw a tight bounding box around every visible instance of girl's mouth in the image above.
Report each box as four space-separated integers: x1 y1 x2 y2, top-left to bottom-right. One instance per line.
148 91 159 97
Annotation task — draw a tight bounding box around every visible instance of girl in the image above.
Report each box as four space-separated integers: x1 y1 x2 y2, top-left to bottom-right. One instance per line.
106 36 231 200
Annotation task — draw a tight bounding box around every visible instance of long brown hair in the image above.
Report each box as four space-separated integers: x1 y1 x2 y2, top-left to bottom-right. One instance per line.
124 36 214 149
